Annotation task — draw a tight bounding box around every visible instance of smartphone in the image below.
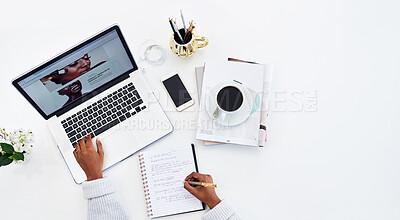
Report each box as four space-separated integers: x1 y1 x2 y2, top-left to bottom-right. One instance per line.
161 71 195 111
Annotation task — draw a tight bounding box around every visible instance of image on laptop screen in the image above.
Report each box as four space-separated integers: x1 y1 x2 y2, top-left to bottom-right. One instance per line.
17 29 134 116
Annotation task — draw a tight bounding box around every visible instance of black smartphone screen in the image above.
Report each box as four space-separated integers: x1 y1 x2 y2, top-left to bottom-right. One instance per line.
162 74 192 107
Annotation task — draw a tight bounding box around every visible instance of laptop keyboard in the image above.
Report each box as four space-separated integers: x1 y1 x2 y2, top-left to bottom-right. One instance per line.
61 82 146 147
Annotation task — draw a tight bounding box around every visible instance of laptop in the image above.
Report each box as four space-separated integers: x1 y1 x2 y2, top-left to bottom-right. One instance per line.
12 25 173 184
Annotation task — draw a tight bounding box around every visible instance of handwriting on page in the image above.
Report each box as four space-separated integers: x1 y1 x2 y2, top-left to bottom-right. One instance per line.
147 149 195 203
141 146 203 217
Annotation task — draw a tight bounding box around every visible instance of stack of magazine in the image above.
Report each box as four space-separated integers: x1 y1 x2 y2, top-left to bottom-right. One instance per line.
195 59 273 147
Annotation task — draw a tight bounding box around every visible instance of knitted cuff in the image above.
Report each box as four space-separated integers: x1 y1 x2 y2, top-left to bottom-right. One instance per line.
202 200 235 220
82 178 114 200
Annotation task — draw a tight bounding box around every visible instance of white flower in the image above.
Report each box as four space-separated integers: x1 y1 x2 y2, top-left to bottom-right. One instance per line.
0 128 35 161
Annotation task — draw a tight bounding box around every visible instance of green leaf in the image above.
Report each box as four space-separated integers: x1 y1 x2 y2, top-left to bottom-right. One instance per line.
0 143 14 154
0 154 13 166
13 152 24 161
9 155 16 162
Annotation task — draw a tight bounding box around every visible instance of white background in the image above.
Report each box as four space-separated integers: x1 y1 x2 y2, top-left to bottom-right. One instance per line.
1 0 400 219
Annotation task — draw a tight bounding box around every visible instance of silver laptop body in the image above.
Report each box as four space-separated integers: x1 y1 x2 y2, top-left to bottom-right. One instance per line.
12 25 173 184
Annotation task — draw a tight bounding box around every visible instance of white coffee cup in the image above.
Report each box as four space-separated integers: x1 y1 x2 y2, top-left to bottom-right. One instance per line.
212 81 247 121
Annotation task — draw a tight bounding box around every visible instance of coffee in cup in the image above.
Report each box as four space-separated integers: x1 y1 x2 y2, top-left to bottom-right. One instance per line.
216 86 244 112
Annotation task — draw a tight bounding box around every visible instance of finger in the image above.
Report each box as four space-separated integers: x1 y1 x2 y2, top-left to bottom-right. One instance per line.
85 135 95 150
78 137 85 151
74 142 80 151
189 172 209 182
96 138 104 158
73 148 77 159
75 144 81 155
184 181 198 194
185 172 202 181
185 172 196 181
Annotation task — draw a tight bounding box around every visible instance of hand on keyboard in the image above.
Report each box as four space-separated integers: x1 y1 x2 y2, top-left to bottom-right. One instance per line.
73 135 104 181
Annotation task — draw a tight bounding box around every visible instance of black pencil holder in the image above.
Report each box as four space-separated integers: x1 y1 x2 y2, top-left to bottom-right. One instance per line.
174 28 192 44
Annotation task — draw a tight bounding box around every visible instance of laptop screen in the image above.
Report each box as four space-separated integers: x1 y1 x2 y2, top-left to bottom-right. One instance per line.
14 26 136 119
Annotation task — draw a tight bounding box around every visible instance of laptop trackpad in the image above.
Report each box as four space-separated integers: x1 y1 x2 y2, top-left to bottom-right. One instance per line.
100 127 138 166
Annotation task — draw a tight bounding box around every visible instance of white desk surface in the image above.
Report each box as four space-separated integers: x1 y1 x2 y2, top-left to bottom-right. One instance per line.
1 0 400 219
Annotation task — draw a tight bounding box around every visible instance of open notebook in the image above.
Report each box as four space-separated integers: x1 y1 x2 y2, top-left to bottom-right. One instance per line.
138 144 205 218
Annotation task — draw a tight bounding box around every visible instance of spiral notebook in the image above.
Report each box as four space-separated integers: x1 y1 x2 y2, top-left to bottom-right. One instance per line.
138 144 205 218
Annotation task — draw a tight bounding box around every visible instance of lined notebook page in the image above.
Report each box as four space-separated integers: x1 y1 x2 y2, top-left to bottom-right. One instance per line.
139 145 204 218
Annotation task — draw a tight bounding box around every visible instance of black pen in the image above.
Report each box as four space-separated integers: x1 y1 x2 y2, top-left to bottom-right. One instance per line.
169 18 184 44
169 18 177 35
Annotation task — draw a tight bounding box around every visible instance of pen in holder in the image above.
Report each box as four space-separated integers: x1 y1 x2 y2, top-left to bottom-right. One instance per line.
169 28 208 58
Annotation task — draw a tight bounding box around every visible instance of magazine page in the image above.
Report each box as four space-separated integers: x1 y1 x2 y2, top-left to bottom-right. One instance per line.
196 61 265 146
195 62 273 146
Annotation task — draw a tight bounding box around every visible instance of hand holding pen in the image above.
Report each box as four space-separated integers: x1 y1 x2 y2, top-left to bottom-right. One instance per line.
184 172 221 209
187 180 217 188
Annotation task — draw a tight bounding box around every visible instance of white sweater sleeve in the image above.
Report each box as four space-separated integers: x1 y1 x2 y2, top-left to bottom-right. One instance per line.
202 200 242 220
82 178 129 220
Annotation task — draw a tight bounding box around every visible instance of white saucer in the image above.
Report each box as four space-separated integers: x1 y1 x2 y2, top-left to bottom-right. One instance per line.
205 83 253 126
